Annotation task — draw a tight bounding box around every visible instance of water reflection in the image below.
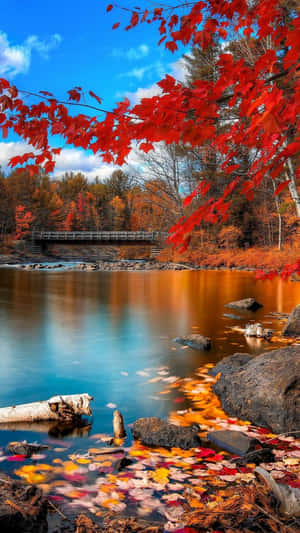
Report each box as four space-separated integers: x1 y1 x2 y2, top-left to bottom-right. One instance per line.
0 268 299 442
0 419 92 438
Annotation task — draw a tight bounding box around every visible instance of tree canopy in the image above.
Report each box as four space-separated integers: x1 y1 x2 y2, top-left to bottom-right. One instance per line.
0 0 299 277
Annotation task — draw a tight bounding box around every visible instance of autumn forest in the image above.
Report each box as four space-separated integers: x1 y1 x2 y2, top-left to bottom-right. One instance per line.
0 34 299 270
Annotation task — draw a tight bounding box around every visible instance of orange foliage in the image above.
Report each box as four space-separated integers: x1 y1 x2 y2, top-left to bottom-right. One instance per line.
159 245 300 272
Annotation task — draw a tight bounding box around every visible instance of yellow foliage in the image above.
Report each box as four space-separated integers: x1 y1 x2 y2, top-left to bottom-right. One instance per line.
152 467 169 484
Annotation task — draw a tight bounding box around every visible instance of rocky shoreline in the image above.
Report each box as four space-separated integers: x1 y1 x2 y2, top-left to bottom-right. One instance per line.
1 250 300 277
0 254 264 272
17 259 195 271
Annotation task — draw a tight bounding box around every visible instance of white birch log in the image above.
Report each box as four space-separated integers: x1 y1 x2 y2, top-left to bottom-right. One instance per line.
0 394 93 423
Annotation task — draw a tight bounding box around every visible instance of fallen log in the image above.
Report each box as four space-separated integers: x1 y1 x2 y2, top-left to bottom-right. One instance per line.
0 394 93 424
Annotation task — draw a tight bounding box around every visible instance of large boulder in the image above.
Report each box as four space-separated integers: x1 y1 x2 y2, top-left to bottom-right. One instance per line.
213 346 300 434
282 304 300 337
209 352 251 377
132 417 202 449
225 298 263 311
173 334 211 351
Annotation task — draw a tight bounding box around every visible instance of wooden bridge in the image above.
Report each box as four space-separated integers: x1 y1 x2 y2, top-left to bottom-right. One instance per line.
30 231 168 254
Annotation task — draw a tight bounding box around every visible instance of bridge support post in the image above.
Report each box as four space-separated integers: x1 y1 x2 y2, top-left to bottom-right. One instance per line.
151 246 163 258
30 240 44 255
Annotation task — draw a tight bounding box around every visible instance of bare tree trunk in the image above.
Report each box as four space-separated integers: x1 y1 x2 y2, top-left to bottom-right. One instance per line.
270 177 283 250
283 139 300 217
286 165 300 218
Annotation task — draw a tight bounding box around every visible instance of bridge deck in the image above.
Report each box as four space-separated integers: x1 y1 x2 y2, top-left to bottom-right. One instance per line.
31 231 168 243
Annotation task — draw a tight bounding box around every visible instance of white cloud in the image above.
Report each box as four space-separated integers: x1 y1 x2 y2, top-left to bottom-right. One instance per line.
116 56 188 105
112 44 149 61
25 34 62 60
119 61 165 81
53 148 116 180
0 141 33 167
0 31 62 77
170 56 188 83
119 83 162 106
0 142 117 181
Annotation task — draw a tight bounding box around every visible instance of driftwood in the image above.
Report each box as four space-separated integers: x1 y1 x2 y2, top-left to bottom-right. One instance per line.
255 466 300 517
245 323 273 339
113 410 126 439
0 394 93 424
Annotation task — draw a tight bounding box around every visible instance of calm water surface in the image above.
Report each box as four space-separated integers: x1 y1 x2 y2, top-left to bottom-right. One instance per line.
0 267 299 450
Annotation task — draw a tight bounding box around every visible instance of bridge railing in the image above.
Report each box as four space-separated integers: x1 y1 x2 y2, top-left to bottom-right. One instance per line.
31 231 168 242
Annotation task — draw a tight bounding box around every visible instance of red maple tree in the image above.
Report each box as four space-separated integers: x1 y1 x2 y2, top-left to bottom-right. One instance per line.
15 205 34 240
1 1 299 277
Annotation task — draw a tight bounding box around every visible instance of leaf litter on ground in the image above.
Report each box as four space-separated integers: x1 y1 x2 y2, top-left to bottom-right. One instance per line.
3 361 299 532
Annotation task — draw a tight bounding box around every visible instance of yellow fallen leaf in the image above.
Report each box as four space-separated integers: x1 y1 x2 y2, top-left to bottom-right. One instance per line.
284 457 299 465
66 490 85 499
107 475 117 483
102 498 120 508
189 498 204 508
100 484 116 494
114 438 124 446
129 449 150 457
63 462 79 473
17 465 36 473
38 464 53 471
152 467 169 484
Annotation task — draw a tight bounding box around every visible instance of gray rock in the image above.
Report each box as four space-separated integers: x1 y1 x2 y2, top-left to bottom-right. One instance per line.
173 334 211 351
282 304 300 337
207 430 275 464
207 430 252 455
291 273 300 282
85 263 98 271
225 298 263 311
223 313 243 319
7 441 48 458
132 417 202 449
209 352 251 377
213 346 300 434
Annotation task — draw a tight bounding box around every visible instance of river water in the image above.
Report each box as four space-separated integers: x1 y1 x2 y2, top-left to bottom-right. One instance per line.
0 267 299 450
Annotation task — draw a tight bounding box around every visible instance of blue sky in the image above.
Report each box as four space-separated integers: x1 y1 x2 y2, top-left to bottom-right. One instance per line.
0 1 187 179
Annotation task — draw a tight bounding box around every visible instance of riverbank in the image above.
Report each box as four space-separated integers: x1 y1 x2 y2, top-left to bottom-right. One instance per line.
0 243 299 274
158 245 300 273
1 359 299 533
